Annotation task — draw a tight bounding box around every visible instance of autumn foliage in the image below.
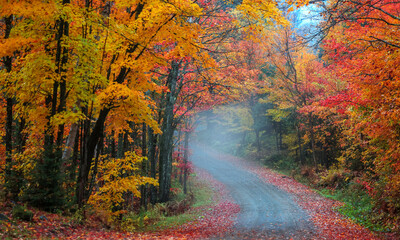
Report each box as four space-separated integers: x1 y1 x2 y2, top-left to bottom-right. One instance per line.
0 0 295 231
2 0 400 236
235 0 400 230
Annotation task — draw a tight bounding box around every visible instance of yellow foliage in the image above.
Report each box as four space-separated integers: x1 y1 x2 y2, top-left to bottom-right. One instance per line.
0 37 35 58
98 83 161 134
0 0 57 19
88 151 158 222
215 105 254 133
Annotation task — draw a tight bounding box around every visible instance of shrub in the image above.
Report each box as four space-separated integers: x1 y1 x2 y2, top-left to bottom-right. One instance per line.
318 166 352 189
300 165 318 185
87 152 158 223
164 193 194 216
12 205 33 221
264 153 297 170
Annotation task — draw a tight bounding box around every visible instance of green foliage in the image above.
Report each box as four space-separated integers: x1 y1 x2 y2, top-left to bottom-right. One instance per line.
71 207 85 225
22 148 65 212
264 153 298 171
12 205 33 221
121 209 149 231
3 162 25 201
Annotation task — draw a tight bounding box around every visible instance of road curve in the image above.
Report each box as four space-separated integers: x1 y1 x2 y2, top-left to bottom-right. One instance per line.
190 143 314 239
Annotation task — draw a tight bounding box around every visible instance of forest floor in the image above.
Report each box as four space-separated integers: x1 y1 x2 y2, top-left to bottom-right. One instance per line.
1 145 400 239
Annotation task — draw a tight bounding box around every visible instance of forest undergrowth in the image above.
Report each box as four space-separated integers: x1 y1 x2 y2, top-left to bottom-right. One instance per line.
0 168 239 239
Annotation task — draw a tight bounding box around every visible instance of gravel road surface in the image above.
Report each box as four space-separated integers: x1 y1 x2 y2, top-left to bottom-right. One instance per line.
191 144 315 239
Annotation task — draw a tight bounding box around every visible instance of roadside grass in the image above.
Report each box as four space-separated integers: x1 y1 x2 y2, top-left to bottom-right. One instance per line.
123 175 214 232
317 187 391 233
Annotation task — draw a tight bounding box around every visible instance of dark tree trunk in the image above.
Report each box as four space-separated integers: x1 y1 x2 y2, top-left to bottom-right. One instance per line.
5 98 12 165
70 124 80 181
296 124 304 165
43 0 70 151
123 131 129 153
308 114 318 170
50 0 70 149
117 133 124 158
255 129 261 153
183 129 190 194
76 108 110 207
274 122 280 153
110 130 116 158
56 6 69 147
16 118 26 153
87 133 104 200
140 123 149 209
158 61 180 203
44 81 58 149
3 15 13 175
148 127 158 204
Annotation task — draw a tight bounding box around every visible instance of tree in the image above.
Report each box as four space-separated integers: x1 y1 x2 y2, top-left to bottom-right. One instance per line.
0 0 309 215
320 0 400 215
0 0 60 204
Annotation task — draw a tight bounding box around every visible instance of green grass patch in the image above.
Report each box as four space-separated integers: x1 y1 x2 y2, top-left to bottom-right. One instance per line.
123 176 214 232
317 185 390 232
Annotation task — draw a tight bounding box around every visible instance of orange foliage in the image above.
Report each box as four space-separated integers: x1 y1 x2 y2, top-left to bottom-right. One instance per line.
321 0 400 214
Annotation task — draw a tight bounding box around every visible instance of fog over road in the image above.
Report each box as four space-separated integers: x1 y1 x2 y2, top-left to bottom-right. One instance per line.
190 143 315 239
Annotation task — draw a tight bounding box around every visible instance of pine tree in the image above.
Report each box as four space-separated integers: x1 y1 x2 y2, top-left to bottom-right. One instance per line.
23 148 65 212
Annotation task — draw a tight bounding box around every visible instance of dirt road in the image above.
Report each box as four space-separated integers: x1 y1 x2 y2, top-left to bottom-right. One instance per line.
190 144 314 239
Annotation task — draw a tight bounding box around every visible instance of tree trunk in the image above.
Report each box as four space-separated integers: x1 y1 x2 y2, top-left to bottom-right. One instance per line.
75 1 148 207
255 129 261 153
16 118 26 153
183 128 190 194
158 61 180 203
62 123 79 161
3 16 13 182
110 130 116 158
76 108 110 207
178 129 183 185
148 127 158 204
140 123 148 209
308 114 318 170
296 124 304 165
117 132 124 158
5 99 12 176
274 122 280 153
55 0 70 148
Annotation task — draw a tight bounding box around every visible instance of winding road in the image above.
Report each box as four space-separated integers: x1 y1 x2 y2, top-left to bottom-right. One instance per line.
190 143 315 239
